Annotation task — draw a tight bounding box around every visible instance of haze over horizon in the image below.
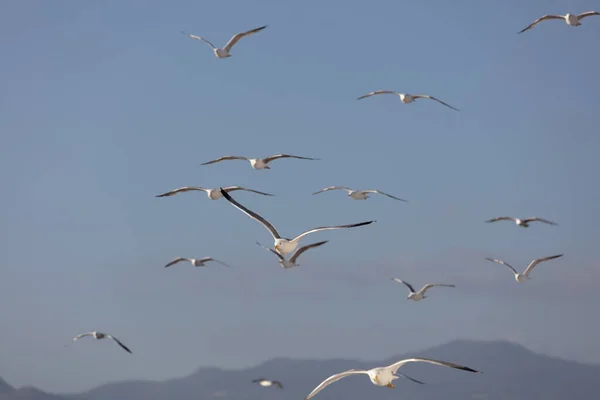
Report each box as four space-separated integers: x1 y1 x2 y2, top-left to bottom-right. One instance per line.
1 0 599 394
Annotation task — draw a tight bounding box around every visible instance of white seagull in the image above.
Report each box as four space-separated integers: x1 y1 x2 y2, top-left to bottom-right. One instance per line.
519 12 600 33
313 186 407 202
201 154 320 170
164 257 231 268
357 90 459 111
304 357 480 400
257 240 328 268
252 378 283 389
485 254 563 283
155 186 274 200
219 188 375 255
390 278 455 301
181 25 267 58
71 331 132 354
485 216 558 228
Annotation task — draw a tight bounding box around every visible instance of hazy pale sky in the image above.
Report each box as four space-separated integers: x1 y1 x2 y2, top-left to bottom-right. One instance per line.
1 0 599 394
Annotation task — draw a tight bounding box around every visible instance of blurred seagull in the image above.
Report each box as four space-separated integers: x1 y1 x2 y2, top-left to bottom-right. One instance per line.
257 240 328 268
201 154 319 170
181 25 267 58
519 11 600 33
304 357 479 400
219 188 374 255
164 257 231 268
357 90 459 111
390 279 455 301
252 378 283 389
485 216 558 228
155 186 274 200
71 331 132 354
485 254 563 283
313 186 407 202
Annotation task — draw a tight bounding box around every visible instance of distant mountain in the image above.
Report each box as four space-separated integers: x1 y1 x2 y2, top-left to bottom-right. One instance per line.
0 378 14 395
2 340 599 400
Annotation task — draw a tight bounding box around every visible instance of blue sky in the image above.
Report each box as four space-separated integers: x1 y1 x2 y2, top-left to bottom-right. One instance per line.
1 0 600 393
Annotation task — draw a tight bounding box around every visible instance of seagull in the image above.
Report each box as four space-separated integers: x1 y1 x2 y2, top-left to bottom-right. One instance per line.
485 254 563 283
252 378 283 389
485 216 558 228
219 188 375 255
181 25 267 58
71 331 132 354
304 357 480 400
201 154 320 170
155 186 274 200
257 240 328 268
164 257 231 268
312 186 407 202
518 12 600 33
390 279 455 301
357 90 459 111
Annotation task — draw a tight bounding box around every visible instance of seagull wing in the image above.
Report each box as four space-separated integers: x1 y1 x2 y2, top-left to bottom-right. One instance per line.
521 217 558 226
387 357 480 374
390 278 415 293
523 254 563 277
181 31 217 49
485 257 518 275
362 190 408 202
418 283 455 295
412 95 460 111
222 186 275 196
304 369 370 400
219 188 281 239
289 240 329 264
291 221 375 243
518 15 564 33
106 335 132 354
262 154 320 164
223 25 267 53
577 11 600 20
200 257 232 267
201 156 249 165
312 186 352 195
272 381 283 389
256 241 285 261
357 90 399 100
164 257 191 268
155 187 207 197
485 216 516 224
72 332 94 342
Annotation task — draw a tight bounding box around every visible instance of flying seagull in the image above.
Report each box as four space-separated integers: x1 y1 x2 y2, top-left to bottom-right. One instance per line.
390 278 455 301
312 186 407 202
155 186 274 200
485 254 563 283
485 216 558 228
201 154 320 170
181 25 267 58
71 331 132 354
219 188 375 255
518 12 600 33
304 357 479 400
164 257 231 268
256 240 328 268
252 378 283 389
357 90 459 111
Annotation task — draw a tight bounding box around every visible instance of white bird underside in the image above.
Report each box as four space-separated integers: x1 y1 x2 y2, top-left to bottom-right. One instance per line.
312 186 408 202
391 278 455 300
485 216 558 227
219 188 374 255
181 25 267 58
155 186 274 200
485 254 563 282
304 357 480 400
519 11 600 33
357 90 460 111
164 256 231 268
201 154 320 170
257 240 328 268
71 331 132 354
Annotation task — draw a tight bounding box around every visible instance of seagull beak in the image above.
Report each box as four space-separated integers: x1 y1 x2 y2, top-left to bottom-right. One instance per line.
386 383 395 388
